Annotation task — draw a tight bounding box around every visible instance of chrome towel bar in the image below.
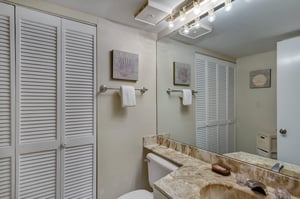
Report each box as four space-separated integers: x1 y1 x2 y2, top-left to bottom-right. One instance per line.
166 88 198 95
99 85 148 94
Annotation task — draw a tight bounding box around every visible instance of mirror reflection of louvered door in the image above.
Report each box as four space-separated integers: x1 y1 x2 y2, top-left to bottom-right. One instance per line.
15 7 62 198
0 3 15 199
195 53 236 154
61 19 96 199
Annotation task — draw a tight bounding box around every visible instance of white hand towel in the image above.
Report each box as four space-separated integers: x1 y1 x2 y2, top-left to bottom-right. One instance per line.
120 85 136 108
182 89 192 106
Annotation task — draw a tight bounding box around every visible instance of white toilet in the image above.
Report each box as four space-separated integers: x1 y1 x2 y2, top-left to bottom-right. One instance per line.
117 153 178 199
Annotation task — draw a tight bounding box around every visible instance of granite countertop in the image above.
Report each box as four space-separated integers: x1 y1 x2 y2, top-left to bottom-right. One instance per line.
145 144 298 199
224 151 300 179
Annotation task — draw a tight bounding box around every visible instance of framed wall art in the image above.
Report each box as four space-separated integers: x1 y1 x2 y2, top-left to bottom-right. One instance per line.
112 50 139 81
173 62 191 86
249 69 271 88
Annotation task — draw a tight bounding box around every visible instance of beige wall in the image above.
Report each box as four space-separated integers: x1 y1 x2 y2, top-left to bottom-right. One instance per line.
4 1 157 198
236 51 277 154
157 37 235 146
97 18 157 199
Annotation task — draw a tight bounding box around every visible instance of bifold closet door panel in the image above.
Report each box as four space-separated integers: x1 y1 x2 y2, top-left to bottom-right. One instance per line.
15 7 61 198
195 54 236 154
0 3 15 199
61 19 96 199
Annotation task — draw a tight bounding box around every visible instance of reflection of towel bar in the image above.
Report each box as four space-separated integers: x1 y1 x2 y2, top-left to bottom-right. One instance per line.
99 85 148 94
166 88 197 95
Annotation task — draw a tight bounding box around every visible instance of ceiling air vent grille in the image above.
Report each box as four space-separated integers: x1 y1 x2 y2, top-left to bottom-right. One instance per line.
178 23 212 39
135 0 185 26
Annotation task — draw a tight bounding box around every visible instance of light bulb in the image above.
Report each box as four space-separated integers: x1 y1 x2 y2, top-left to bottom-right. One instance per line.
193 1 201 15
168 21 174 28
183 26 189 34
179 11 186 22
225 0 232 11
208 10 215 22
208 14 215 22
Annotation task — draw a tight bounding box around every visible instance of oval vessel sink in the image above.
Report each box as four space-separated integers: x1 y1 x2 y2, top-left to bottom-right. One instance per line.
200 184 265 199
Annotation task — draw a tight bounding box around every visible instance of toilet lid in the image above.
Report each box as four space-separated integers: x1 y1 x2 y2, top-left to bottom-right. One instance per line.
117 189 153 199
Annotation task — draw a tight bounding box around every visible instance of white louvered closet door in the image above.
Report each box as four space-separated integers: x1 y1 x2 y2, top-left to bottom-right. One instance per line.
15 7 61 199
195 58 207 149
195 53 236 154
61 19 96 199
0 3 15 199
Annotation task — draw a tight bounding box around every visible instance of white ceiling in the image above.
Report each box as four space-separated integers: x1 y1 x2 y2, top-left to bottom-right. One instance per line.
45 0 300 58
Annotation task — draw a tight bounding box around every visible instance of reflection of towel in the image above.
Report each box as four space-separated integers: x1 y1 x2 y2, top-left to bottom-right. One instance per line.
182 89 192 106
120 85 136 108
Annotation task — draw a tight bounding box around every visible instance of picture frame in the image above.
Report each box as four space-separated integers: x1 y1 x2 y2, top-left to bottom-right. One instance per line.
173 62 191 86
112 50 139 81
249 69 271 88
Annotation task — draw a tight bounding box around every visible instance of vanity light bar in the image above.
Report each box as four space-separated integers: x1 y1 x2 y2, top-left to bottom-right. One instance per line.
160 0 234 39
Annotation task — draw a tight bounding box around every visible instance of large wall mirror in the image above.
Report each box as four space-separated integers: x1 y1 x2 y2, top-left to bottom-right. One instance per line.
157 0 300 179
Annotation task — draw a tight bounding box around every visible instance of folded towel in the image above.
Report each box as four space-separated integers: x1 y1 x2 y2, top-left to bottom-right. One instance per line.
182 89 192 106
120 85 136 108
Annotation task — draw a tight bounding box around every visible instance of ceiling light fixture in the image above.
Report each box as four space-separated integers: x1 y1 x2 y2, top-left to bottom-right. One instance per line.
159 0 236 39
225 0 232 12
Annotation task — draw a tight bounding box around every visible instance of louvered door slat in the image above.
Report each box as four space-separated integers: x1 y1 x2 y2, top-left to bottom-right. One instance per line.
0 157 12 199
62 19 96 199
63 25 95 139
218 65 227 121
195 58 206 122
16 7 61 199
64 145 94 199
0 7 12 148
228 66 236 152
218 124 227 154
19 150 57 198
19 17 58 143
0 3 15 199
228 67 235 121
207 126 218 153
207 61 217 121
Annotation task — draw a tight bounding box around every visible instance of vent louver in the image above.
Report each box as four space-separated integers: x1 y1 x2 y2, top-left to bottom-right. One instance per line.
178 23 212 39
135 0 185 25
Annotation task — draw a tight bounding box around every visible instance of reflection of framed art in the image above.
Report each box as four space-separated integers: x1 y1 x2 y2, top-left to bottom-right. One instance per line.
250 69 271 88
173 62 191 86
112 50 139 81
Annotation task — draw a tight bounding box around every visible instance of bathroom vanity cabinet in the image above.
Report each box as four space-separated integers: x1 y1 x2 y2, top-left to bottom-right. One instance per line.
153 188 168 199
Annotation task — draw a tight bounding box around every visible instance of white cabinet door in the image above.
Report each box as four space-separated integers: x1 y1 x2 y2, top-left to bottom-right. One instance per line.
0 3 15 199
277 36 300 166
61 19 96 199
15 7 61 198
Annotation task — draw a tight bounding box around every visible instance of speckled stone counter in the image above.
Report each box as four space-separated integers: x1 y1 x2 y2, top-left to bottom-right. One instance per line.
224 151 300 179
143 135 300 199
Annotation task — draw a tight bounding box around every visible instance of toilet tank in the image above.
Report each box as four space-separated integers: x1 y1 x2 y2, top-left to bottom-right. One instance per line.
146 153 178 188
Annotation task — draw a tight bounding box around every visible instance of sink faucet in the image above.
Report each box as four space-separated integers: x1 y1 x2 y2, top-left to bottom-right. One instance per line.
246 180 268 196
272 163 284 173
